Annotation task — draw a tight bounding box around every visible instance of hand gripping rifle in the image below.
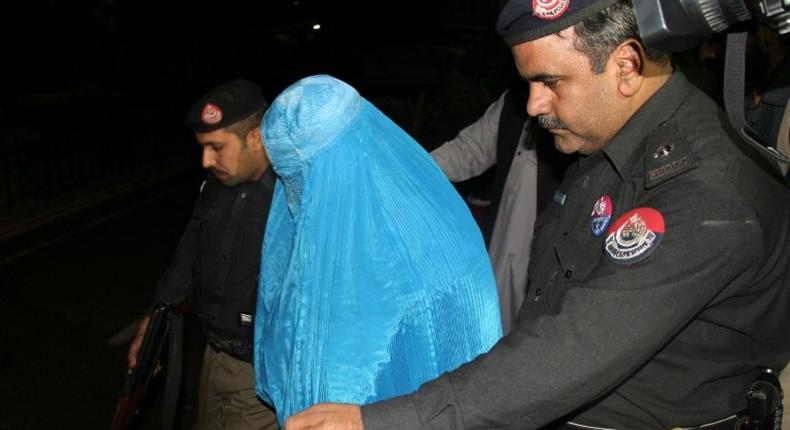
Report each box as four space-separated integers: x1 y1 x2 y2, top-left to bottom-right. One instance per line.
111 304 184 430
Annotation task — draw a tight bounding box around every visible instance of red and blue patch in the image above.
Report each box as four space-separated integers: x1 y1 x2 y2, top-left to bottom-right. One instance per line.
590 195 613 237
604 207 665 265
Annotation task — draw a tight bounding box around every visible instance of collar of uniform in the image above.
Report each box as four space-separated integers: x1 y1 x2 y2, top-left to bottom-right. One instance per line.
235 166 276 194
602 69 691 180
258 166 276 193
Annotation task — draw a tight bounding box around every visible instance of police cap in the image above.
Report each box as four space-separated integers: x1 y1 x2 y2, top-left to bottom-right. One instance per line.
496 0 618 47
185 78 268 133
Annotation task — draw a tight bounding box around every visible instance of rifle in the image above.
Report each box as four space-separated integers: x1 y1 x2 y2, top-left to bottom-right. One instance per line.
111 304 182 430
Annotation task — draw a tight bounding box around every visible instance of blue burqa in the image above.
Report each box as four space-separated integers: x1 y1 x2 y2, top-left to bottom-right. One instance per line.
254 75 502 424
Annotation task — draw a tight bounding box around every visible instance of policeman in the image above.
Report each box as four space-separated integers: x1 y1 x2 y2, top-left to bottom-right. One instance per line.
127 78 279 429
283 0 790 429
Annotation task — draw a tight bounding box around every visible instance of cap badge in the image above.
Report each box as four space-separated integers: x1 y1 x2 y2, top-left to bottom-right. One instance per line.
201 103 223 125
605 207 664 265
533 0 570 20
590 195 613 237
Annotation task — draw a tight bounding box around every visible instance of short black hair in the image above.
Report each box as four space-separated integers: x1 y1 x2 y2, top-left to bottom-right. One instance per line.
571 0 670 73
225 106 266 144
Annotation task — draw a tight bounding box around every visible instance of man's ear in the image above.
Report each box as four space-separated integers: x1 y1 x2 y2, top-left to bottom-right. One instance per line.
247 127 263 151
613 39 644 97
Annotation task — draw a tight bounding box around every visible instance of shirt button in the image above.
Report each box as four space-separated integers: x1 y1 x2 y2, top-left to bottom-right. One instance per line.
565 270 573 279
241 192 247 199
535 288 542 296
517 150 522 156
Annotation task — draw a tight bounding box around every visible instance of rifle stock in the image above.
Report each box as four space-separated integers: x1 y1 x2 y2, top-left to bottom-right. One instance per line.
111 305 172 430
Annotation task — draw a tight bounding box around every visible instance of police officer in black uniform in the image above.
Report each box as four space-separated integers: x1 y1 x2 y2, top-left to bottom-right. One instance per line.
127 78 279 429
282 1 790 429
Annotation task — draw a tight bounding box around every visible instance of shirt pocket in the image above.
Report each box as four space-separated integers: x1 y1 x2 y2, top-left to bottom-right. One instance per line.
554 229 604 285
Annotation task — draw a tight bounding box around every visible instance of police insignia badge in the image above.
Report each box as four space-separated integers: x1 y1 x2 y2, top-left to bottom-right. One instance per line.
201 102 223 125
532 0 570 20
605 207 664 265
590 195 613 237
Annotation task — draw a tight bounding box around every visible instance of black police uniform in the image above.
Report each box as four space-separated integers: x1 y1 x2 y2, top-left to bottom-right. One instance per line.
361 72 790 429
152 78 273 362
154 169 274 361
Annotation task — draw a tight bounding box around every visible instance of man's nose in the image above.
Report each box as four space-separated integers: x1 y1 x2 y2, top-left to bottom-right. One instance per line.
526 83 550 118
202 147 215 169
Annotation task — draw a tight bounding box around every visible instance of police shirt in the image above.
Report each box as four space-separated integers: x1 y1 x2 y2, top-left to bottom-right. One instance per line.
362 72 790 429
153 167 275 360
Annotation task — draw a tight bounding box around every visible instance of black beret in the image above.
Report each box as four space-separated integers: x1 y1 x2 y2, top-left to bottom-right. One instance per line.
496 0 619 47
185 78 268 133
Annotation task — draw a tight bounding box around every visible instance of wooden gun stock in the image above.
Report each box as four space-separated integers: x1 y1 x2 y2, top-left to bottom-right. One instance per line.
111 305 172 430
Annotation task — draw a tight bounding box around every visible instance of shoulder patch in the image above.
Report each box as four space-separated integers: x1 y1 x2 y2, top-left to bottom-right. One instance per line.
644 124 697 188
605 207 664 265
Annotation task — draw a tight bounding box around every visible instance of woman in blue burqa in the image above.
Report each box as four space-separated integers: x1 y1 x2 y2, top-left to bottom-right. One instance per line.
254 74 502 424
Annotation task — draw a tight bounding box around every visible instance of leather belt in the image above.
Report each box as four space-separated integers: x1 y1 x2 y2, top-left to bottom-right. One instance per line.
563 413 741 430
206 336 252 362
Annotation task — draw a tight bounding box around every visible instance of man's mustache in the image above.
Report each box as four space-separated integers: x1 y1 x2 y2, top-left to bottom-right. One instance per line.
536 115 566 130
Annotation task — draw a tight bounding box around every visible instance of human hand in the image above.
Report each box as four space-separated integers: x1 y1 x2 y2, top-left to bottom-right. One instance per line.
126 315 151 374
284 403 363 430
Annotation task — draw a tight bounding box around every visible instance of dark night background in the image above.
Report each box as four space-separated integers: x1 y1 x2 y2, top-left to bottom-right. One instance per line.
0 0 514 221
0 0 513 428
1 1 785 428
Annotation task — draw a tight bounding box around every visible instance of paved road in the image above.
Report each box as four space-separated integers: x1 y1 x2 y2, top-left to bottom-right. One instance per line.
0 170 204 429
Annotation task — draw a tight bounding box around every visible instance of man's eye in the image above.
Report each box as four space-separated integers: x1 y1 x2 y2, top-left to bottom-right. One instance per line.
544 80 559 89
211 145 222 151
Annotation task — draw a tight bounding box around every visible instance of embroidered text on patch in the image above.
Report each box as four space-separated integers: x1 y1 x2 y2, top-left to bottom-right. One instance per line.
533 0 570 20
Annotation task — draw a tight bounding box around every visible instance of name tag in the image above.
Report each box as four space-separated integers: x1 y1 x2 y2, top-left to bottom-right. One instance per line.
553 191 566 206
238 312 254 327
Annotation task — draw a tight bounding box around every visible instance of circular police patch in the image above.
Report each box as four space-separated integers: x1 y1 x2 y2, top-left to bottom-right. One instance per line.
201 102 223 125
590 195 613 237
532 0 570 20
604 207 664 265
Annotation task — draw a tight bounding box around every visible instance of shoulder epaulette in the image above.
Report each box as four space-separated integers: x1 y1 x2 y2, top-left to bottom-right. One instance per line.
644 121 697 189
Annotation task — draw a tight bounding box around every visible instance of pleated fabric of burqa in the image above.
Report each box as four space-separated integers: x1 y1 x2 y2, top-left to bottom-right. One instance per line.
253 74 502 424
